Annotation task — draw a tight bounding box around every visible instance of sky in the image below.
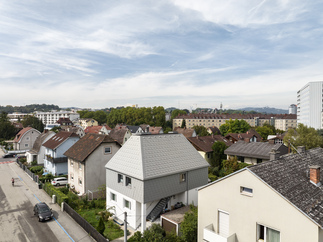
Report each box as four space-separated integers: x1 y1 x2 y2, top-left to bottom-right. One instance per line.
0 1 322 110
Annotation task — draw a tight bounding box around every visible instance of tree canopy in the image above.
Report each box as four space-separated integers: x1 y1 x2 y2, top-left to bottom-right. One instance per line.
192 125 209 136
22 115 44 132
255 122 276 140
180 205 198 242
211 141 228 168
171 109 187 120
0 112 16 140
283 123 323 150
219 119 251 136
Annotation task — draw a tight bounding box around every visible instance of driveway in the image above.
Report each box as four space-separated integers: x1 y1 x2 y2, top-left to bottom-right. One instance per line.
0 150 95 242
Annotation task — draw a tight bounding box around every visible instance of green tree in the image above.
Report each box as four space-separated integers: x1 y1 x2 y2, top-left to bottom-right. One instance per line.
255 123 276 140
22 115 44 132
283 123 323 150
171 109 187 120
221 156 249 177
219 119 250 136
211 141 228 168
93 110 108 125
192 125 209 136
181 119 186 128
180 205 198 242
0 112 16 140
97 216 105 235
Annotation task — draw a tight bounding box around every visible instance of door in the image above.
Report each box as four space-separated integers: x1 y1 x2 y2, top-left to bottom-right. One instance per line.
218 210 229 237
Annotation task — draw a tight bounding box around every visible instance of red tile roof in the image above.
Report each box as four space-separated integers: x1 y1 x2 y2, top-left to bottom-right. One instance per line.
84 126 102 134
188 135 232 152
14 127 33 142
173 127 195 138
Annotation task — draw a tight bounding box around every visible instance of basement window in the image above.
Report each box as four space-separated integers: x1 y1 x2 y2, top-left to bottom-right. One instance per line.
240 186 253 196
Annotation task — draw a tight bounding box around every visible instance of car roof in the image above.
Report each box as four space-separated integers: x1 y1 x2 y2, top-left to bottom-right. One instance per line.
36 202 49 207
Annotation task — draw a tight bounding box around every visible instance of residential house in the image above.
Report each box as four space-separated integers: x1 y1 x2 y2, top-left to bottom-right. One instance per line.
268 132 287 144
108 126 132 145
13 127 41 151
225 129 262 143
105 133 209 232
78 118 99 130
56 117 73 126
63 126 85 138
64 133 121 197
126 125 144 134
198 147 323 242
188 135 232 163
148 126 164 134
26 130 55 164
160 205 191 236
173 127 196 138
84 125 111 135
207 126 221 135
42 131 79 176
224 141 288 164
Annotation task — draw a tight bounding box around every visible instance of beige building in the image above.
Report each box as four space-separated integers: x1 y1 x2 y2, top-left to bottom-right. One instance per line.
173 114 297 132
198 147 323 242
64 133 121 197
78 118 99 130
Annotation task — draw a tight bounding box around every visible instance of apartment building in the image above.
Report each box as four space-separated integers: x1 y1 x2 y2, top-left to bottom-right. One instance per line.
297 81 323 129
173 114 296 131
34 111 80 126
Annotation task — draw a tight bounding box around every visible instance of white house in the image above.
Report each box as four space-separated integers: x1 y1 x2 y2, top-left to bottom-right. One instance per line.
42 131 79 176
105 133 209 233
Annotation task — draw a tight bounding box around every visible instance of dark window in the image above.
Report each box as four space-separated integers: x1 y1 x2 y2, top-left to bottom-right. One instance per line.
126 177 131 186
118 174 123 183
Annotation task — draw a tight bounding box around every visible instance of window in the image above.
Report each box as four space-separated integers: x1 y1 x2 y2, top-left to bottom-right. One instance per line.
26 137 30 141
124 199 131 209
79 178 82 186
79 163 82 170
70 173 74 181
126 177 131 187
118 174 123 183
257 224 280 242
71 161 74 167
257 159 262 164
104 147 111 154
180 173 186 182
25 144 29 147
240 186 253 196
111 193 116 201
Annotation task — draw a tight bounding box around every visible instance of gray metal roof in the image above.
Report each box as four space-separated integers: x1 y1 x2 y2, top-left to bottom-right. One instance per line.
224 141 288 159
105 133 209 180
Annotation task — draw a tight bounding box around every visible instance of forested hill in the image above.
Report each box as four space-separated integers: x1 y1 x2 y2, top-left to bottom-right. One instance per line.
0 104 60 113
238 107 288 114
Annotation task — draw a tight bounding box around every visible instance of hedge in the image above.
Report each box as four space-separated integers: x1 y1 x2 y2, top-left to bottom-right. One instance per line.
42 182 68 206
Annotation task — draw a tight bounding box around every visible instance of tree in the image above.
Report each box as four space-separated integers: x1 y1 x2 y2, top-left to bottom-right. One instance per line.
22 115 44 132
221 156 249 177
180 205 198 242
97 216 105 235
283 123 323 150
255 123 276 140
219 119 250 136
93 110 108 125
211 141 228 168
0 112 16 140
192 125 208 136
181 119 186 128
171 109 187 120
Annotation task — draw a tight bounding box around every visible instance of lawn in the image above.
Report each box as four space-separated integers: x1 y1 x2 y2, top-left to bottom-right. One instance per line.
78 208 124 240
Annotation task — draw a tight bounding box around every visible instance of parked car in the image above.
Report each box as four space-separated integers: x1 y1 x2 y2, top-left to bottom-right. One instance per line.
2 153 15 158
33 202 53 222
51 177 68 186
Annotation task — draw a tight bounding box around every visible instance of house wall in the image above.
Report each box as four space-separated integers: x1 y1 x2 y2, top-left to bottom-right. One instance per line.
17 129 40 150
84 143 120 194
198 169 320 242
55 137 79 157
37 132 55 164
68 158 84 194
244 157 269 165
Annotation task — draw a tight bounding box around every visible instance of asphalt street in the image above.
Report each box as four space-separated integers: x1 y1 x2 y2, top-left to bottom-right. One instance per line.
0 149 95 242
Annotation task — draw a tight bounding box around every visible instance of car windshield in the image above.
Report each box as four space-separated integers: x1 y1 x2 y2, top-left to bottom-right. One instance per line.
39 205 50 213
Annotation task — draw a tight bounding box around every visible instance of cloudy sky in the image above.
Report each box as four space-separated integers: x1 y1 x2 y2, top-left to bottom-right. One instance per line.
0 1 322 110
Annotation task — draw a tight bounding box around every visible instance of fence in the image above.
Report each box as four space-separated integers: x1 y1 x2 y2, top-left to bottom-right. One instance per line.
15 159 39 183
62 202 108 242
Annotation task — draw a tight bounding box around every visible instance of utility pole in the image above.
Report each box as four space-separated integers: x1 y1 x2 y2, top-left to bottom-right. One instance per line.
124 212 127 242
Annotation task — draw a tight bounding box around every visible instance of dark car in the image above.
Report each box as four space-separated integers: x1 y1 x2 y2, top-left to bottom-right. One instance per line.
2 153 15 158
33 202 53 222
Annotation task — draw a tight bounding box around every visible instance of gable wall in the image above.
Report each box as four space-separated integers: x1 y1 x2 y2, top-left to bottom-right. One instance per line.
198 169 320 242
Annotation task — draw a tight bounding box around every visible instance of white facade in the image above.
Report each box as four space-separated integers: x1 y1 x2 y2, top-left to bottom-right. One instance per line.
35 111 80 125
289 104 297 115
297 82 323 129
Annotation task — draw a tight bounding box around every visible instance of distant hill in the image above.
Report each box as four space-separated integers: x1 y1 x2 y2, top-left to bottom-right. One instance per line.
0 104 60 114
238 107 288 114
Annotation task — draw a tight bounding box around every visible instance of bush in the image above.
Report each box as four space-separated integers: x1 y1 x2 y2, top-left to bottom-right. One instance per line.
29 166 43 174
42 182 68 205
97 216 105 235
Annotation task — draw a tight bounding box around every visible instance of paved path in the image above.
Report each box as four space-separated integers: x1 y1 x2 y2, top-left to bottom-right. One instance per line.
0 148 95 242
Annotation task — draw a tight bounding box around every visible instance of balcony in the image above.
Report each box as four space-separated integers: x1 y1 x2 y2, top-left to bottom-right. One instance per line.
204 224 236 242
45 155 68 163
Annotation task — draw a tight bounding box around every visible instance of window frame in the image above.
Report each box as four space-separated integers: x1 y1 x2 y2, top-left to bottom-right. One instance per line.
257 223 280 242
118 174 124 184
124 199 131 209
110 192 117 202
126 176 132 187
240 186 253 197
180 173 186 182
104 146 112 154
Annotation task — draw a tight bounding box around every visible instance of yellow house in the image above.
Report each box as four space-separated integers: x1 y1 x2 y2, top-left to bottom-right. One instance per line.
79 118 98 130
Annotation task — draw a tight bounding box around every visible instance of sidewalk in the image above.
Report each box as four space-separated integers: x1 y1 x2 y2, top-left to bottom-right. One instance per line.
10 160 95 242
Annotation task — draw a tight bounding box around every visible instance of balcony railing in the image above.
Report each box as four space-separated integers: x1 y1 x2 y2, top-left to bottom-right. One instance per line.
204 224 236 242
46 156 68 164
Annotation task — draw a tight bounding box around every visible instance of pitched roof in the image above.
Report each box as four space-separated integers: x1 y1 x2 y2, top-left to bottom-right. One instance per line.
224 141 288 159
148 126 163 134
108 128 129 144
188 135 232 152
173 127 195 138
14 127 33 142
64 133 120 162
42 131 79 150
248 147 323 227
30 131 55 153
105 133 209 180
84 126 102 134
127 125 141 133
207 126 220 135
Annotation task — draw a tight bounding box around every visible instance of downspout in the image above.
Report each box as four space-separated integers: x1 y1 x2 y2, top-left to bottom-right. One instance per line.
186 171 189 206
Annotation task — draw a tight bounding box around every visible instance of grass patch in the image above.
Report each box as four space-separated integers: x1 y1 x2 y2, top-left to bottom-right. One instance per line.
78 208 124 241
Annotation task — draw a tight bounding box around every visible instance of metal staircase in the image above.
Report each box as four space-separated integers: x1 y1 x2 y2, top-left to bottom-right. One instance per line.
146 196 171 222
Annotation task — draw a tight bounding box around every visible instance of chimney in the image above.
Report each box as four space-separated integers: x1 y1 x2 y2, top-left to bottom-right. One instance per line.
309 165 321 186
269 149 280 160
297 146 306 153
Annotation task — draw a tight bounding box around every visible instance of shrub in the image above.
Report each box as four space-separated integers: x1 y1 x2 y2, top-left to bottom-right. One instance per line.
97 216 105 235
29 166 43 174
42 182 68 205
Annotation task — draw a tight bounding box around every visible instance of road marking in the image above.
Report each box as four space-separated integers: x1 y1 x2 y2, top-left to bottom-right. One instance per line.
0 161 14 164
17 174 23 181
33 194 41 202
53 217 75 242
